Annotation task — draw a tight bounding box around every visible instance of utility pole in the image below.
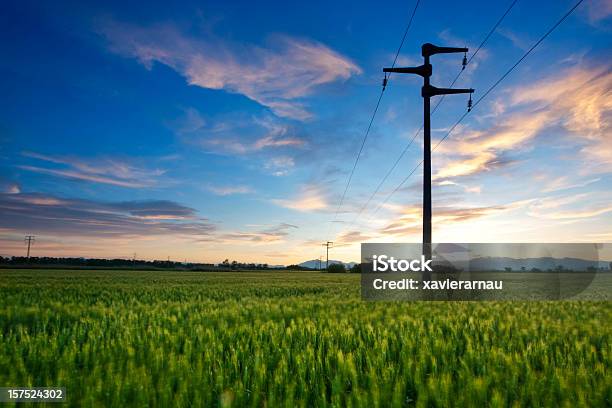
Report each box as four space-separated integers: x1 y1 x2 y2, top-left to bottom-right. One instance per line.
322 241 333 271
24 235 35 260
384 43 474 280
318 256 322 271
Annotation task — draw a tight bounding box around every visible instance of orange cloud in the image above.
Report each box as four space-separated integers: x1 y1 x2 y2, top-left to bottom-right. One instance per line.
335 230 372 245
512 66 612 169
379 204 509 237
272 185 328 212
435 151 497 179
434 65 612 179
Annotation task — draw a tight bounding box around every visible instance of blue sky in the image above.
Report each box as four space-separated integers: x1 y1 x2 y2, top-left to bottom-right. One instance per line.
1 0 611 263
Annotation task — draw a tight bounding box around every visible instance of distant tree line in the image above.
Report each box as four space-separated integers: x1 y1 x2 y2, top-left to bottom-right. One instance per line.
218 259 271 270
0 256 288 271
0 256 206 270
0 256 370 272
326 263 362 273
285 264 313 271
284 263 364 273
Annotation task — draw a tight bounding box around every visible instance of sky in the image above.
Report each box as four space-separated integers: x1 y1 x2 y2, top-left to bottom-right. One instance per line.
0 0 611 264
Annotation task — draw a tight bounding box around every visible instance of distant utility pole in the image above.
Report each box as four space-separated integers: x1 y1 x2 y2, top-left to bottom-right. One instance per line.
24 235 35 259
322 241 333 270
384 43 474 279
318 256 322 271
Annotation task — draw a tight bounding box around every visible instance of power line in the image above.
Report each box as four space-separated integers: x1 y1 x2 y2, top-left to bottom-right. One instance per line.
430 0 518 115
343 0 519 229
326 0 421 240
390 0 422 70
369 0 585 217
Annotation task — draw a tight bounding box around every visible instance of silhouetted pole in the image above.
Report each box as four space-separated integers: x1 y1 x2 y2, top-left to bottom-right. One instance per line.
423 50 432 271
384 43 474 280
24 235 35 260
322 241 333 270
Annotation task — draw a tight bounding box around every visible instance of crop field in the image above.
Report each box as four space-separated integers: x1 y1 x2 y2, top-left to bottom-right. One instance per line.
0 269 610 407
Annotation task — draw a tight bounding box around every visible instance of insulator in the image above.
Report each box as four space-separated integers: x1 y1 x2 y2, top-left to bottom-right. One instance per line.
382 76 388 89
462 53 467 70
467 94 473 112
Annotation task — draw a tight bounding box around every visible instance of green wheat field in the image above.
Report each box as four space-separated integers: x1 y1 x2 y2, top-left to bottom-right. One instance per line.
0 270 610 407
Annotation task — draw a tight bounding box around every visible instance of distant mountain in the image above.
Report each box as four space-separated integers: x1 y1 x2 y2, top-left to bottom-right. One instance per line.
298 259 358 270
468 256 609 271
433 256 610 271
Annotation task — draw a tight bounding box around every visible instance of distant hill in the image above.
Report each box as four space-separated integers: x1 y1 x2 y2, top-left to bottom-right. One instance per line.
430 255 611 271
298 259 358 270
467 256 610 271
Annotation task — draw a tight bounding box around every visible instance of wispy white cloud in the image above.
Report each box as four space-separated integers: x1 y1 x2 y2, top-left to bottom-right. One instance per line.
496 28 531 51
251 116 306 149
436 180 482 194
219 223 298 244
99 20 361 120
532 205 612 220
526 193 612 220
264 156 295 176
19 151 165 188
175 109 307 156
541 176 601 193
206 184 254 196
583 0 612 24
18 165 151 188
